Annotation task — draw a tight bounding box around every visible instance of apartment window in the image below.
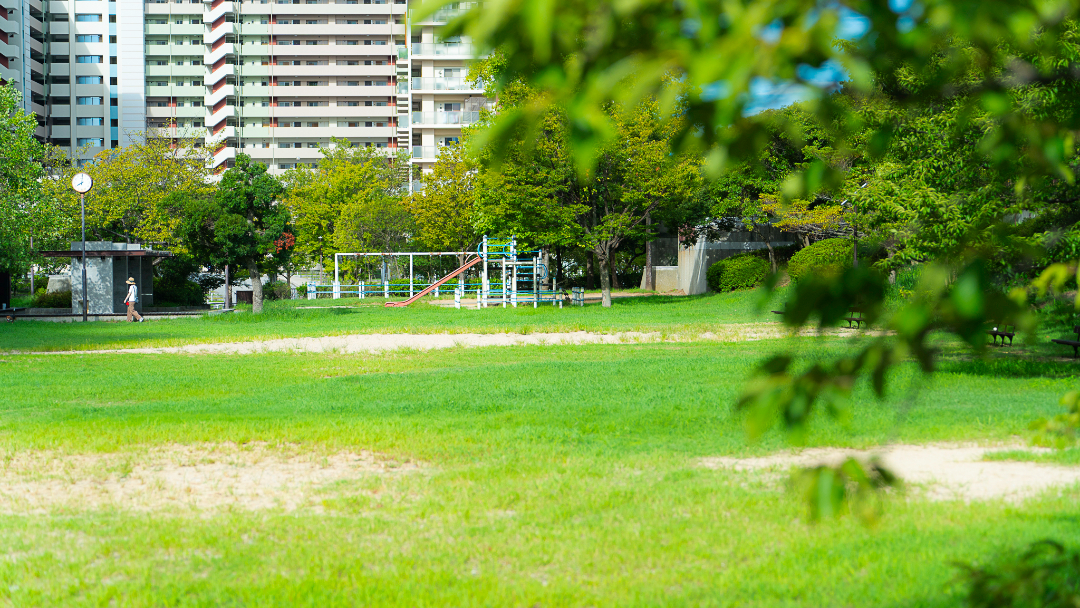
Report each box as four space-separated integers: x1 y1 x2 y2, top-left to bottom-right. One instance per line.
76 35 103 43
111 57 117 64
307 122 318 127
344 40 357 45
77 117 104 125
307 143 319 148
305 40 318 45
51 55 70 63
343 19 357 24
279 163 294 169
75 14 102 21
193 121 203 127
342 121 358 127
48 13 69 21
53 118 71 126
111 119 119 126
110 35 117 43
192 60 202 65
49 34 69 42
76 96 104 105
76 76 103 84
291 122 301 127
192 101 202 107
110 77 118 85
47 96 69 105
192 80 202 86
304 101 322 107
344 101 359 106
343 60 359 65
76 138 105 148
109 15 117 22
306 81 319 87
364 80 372 86
50 76 70 84
149 60 168 66
344 81 358 86
191 18 202 24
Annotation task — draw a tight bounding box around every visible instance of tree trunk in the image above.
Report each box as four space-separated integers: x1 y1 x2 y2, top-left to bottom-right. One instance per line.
610 252 621 289
585 252 595 289
247 260 264 313
598 248 613 307
764 237 776 273
644 213 654 291
556 246 564 288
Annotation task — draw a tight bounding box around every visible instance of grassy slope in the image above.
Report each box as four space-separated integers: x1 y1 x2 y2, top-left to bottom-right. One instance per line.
0 290 787 353
1 341 1078 606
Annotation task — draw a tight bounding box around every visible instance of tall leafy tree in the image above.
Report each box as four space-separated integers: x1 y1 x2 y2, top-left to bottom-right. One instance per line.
407 141 480 266
182 154 290 313
283 141 411 278
0 84 68 290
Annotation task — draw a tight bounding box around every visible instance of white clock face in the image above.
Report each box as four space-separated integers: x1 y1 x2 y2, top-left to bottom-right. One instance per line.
71 172 93 194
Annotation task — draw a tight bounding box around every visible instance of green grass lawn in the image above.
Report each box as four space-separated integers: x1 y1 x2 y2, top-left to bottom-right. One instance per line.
2 338 1079 606
0 289 787 353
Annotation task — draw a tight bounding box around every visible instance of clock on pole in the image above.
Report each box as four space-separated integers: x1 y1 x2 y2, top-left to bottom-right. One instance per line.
71 172 93 194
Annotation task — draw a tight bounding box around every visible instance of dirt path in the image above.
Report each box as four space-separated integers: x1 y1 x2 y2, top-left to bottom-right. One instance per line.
701 444 1080 502
0 443 418 514
17 325 859 355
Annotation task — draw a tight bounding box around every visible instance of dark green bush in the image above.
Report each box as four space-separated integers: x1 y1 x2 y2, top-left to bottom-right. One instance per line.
32 289 71 308
154 255 211 306
959 540 1080 608
787 238 855 282
263 281 292 301
707 254 770 292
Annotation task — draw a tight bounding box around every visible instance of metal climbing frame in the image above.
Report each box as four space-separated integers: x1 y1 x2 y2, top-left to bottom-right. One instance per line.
475 235 563 309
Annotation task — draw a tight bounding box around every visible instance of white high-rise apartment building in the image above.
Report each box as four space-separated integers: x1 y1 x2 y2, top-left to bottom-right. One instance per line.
12 0 485 176
0 0 47 136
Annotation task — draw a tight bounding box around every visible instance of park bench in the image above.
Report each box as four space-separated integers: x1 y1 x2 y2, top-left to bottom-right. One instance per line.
843 307 865 329
987 322 1015 347
770 306 866 328
1051 326 1080 358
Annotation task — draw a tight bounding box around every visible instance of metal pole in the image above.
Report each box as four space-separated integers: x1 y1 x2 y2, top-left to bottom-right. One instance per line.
334 253 340 284
409 253 414 297
29 231 34 296
224 264 230 308
80 193 87 322
852 200 858 268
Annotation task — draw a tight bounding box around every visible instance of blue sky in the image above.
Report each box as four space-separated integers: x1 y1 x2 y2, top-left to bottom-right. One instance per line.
742 6 872 114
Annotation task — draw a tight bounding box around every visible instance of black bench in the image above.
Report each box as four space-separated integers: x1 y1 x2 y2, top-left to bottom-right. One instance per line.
987 323 1015 347
770 306 866 328
1051 326 1080 358
843 308 865 329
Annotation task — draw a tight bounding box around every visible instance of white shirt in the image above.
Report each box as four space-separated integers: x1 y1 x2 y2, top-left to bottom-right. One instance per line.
126 284 137 303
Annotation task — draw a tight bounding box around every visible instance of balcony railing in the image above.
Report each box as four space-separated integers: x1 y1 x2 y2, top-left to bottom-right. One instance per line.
412 145 445 159
411 111 479 126
411 43 473 57
410 77 480 92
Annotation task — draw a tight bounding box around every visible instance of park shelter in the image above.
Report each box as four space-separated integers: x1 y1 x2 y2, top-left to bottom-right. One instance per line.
41 242 173 315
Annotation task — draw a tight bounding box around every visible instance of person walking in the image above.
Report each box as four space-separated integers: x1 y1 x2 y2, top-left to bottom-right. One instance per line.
124 277 144 322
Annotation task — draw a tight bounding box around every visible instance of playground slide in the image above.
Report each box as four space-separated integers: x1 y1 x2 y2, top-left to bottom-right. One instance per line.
384 256 483 308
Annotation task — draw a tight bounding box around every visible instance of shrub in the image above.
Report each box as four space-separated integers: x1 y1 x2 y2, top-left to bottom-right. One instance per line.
154 255 209 306
787 238 855 282
32 289 71 308
707 254 770 292
263 281 292 301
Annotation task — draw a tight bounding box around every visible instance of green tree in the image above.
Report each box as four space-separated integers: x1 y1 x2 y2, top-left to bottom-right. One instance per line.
0 84 69 288
182 154 290 313
283 141 411 277
407 141 480 265
43 129 211 246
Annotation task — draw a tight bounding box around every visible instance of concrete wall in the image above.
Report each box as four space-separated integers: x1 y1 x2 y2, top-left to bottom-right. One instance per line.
642 228 799 295
68 242 154 313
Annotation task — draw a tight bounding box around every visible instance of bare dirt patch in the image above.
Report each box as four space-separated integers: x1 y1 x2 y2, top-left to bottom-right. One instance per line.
21 325 856 355
0 443 419 514
701 444 1080 502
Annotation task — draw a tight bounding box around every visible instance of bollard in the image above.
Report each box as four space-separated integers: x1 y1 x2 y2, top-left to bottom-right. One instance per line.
307 283 316 300
332 281 341 300
384 281 389 299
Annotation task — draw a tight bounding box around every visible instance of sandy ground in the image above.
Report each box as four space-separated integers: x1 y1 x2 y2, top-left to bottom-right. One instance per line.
701 444 1080 502
0 443 419 514
20 325 853 355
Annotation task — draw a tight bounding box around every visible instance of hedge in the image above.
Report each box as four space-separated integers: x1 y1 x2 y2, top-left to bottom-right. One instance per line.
787 238 854 282
707 253 770 292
